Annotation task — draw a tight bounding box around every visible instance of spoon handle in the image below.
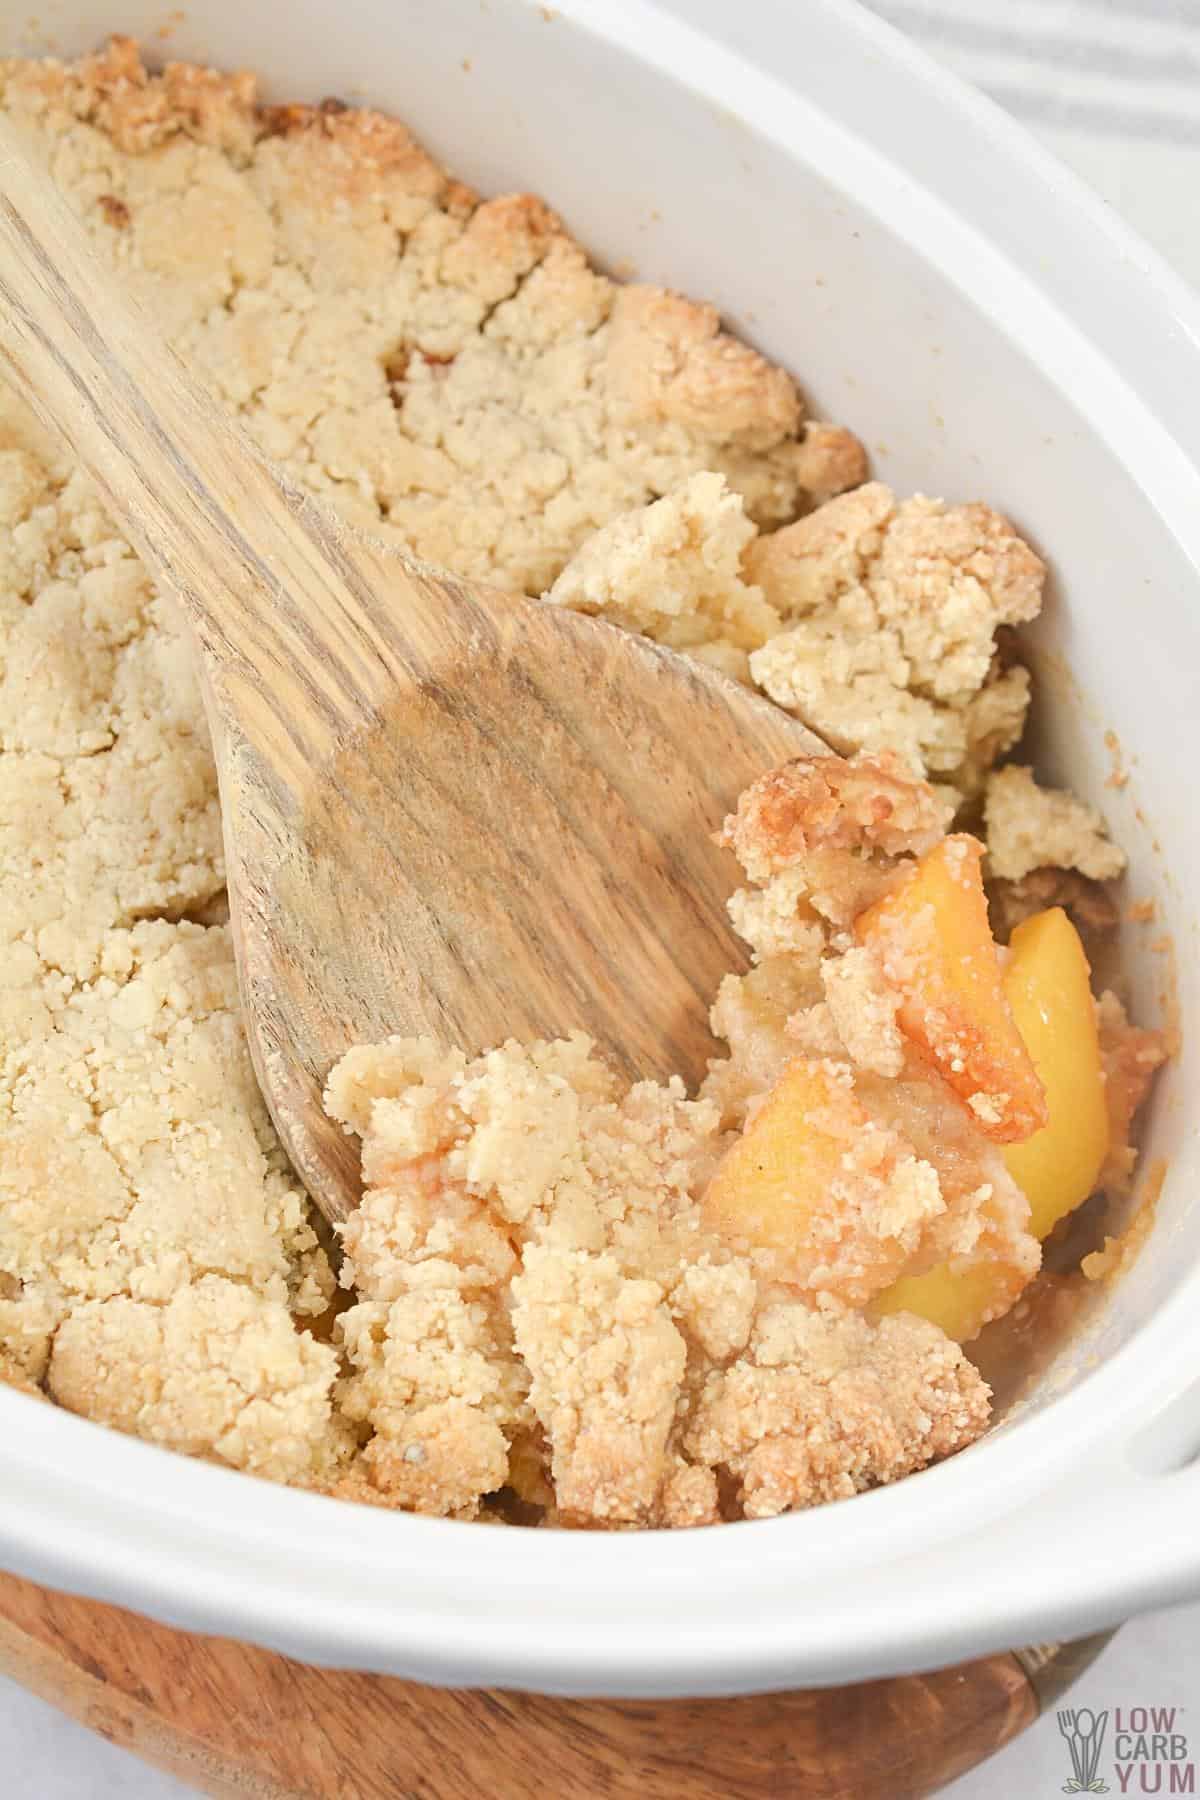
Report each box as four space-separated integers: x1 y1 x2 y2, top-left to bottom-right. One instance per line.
0 120 456 767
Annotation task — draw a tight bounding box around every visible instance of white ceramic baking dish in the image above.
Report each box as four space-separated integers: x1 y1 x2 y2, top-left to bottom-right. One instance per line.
1 0 1198 1699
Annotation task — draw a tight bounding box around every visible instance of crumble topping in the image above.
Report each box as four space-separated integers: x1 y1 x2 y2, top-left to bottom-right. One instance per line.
742 483 1043 792
545 471 778 682
0 37 858 1499
717 748 956 934
684 1302 990 1519
719 747 956 878
550 474 1044 798
4 922 330 1322
49 1277 342 1484
322 751 1091 1521
821 947 906 1079
984 764 1127 883
0 39 1165 1528
512 1247 687 1526
1 38 861 589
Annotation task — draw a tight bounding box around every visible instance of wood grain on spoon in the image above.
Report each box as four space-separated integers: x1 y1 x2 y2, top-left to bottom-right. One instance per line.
0 122 823 1222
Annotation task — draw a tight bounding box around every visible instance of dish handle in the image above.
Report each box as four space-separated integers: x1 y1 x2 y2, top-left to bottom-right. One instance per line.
942 1385 1200 1649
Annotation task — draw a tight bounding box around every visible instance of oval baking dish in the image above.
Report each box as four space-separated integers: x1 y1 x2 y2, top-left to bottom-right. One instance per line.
0 0 1197 1697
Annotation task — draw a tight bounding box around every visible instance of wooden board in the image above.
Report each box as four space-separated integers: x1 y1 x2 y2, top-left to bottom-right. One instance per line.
0 1571 1114 1799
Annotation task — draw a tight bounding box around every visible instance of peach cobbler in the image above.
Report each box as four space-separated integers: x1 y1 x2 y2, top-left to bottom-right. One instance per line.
0 39 1166 1526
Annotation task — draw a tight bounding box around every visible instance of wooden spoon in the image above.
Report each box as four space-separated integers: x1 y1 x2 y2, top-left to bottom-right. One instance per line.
0 124 822 1223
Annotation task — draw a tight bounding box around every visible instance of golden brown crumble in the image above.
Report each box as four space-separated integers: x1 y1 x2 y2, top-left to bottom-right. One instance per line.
0 36 859 1498
548 475 1044 799
50 1277 343 1483
821 947 906 1079
512 1247 687 1526
742 483 1043 793
719 747 955 877
984 764 1126 883
0 39 1164 1528
324 1002 995 1523
546 471 779 683
323 752 1076 1521
684 1302 990 1519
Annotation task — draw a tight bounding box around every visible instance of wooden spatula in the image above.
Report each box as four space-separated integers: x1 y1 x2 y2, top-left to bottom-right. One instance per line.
0 123 822 1223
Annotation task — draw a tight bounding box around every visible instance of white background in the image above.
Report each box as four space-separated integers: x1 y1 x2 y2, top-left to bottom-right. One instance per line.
4 1 1199 1793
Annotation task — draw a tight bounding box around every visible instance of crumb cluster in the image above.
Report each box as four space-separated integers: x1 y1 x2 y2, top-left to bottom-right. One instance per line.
984 764 1127 883
325 748 1157 1523
551 475 1045 797
0 40 1162 1525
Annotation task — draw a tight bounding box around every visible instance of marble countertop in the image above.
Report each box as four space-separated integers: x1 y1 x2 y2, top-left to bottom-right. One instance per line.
5 1 1198 1793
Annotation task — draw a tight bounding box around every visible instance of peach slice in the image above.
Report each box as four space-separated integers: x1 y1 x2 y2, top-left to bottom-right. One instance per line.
701 1056 940 1306
855 834 1046 1143
871 1260 1010 1345
1002 906 1109 1240
872 906 1107 1342
870 1195 1036 1344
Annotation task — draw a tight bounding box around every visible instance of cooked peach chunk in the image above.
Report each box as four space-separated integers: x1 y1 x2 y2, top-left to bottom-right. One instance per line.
855 835 1046 1143
701 1056 943 1306
871 1202 1036 1344
872 1260 1009 1345
1002 907 1109 1240
871 908 1104 1340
